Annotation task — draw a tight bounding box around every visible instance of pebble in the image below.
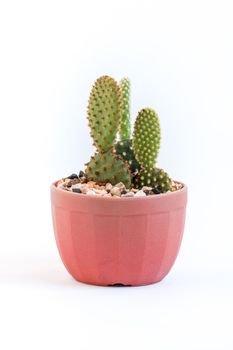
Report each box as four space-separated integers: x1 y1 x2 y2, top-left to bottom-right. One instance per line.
64 178 73 187
110 187 121 197
71 178 80 185
171 180 183 191
135 190 146 197
71 183 82 190
67 173 78 179
103 193 112 197
93 189 108 196
105 183 113 191
122 191 135 197
81 184 89 194
86 189 96 196
176 183 183 190
87 181 96 188
72 188 82 193
115 182 126 191
79 170 85 177
57 180 65 188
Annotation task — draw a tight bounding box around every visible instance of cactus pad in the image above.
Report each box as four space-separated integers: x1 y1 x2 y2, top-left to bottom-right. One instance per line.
133 167 172 193
114 139 140 173
87 76 122 152
85 149 131 188
132 108 161 169
119 77 130 140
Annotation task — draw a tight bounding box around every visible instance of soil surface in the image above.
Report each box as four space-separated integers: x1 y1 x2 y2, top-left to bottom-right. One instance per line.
56 171 183 198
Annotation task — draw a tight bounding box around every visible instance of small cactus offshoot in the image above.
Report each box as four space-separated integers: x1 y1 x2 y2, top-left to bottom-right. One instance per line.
114 139 140 173
119 77 130 140
133 168 172 192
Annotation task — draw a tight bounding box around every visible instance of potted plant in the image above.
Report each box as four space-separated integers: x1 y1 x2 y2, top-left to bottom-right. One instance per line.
51 75 187 286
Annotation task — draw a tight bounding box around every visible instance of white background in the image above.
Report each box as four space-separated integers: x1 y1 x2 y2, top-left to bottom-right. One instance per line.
0 0 233 349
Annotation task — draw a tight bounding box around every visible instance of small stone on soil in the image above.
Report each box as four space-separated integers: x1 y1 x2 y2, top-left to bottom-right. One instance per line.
79 170 85 177
115 182 126 191
110 187 121 197
64 179 73 187
135 190 146 197
67 173 79 179
122 191 135 197
72 188 82 193
86 189 96 196
105 183 113 191
81 184 89 194
71 183 82 190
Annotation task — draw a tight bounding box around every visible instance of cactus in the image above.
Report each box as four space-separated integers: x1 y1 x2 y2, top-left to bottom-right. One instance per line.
85 75 172 193
87 75 122 152
119 77 130 140
86 75 132 187
85 149 131 188
133 167 172 192
132 107 171 193
132 108 161 169
114 139 140 173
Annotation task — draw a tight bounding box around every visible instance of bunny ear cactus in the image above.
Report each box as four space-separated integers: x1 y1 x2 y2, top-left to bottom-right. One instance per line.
87 75 122 152
86 75 132 188
86 149 131 187
115 78 140 173
119 77 130 140
132 108 172 193
133 108 161 169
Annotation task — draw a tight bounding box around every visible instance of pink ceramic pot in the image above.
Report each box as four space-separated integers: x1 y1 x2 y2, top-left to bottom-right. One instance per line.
51 182 187 286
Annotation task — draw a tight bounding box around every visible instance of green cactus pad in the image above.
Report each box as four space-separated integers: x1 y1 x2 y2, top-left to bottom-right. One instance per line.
119 77 130 140
87 75 122 152
114 139 140 173
85 149 131 188
133 167 172 193
132 108 161 169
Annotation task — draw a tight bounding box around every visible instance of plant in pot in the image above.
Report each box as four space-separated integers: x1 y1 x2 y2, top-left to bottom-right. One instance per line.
51 75 187 286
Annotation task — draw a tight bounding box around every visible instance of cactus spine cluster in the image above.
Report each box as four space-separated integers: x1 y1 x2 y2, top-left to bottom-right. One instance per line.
119 77 130 140
85 75 172 193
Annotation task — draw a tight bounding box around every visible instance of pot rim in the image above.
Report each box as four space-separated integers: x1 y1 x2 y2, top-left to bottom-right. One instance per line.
51 180 187 202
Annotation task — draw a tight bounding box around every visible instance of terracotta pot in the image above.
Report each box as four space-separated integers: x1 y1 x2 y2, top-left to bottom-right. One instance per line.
51 182 187 286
